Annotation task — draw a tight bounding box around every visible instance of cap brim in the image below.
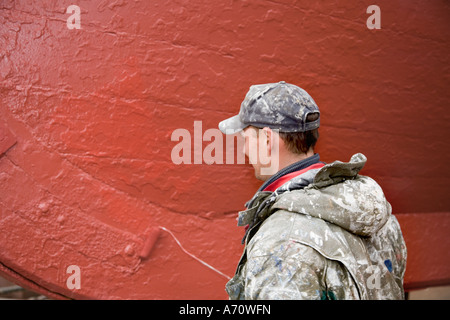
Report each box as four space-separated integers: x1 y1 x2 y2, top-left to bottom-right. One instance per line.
218 114 248 134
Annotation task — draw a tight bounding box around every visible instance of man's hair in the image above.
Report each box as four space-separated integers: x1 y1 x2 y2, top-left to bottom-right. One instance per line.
279 113 319 154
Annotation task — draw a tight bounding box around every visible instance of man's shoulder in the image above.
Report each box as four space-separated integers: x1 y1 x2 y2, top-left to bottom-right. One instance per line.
246 210 328 257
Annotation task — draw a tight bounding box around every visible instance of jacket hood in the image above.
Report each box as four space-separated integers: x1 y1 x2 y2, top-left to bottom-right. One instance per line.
271 153 391 237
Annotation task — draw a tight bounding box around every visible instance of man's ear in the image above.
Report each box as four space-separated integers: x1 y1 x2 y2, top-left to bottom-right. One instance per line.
261 127 273 154
259 127 280 176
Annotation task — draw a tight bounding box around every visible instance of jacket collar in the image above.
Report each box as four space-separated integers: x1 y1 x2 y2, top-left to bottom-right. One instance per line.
246 153 322 208
257 153 321 193
238 155 325 244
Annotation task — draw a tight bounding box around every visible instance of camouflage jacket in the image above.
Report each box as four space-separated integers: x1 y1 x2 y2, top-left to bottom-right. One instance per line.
225 153 407 300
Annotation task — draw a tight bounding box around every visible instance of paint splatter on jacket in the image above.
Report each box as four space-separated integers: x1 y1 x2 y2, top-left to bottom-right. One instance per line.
226 153 407 300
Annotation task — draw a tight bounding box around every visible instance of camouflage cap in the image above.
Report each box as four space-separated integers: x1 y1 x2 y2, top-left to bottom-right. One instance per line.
219 81 320 134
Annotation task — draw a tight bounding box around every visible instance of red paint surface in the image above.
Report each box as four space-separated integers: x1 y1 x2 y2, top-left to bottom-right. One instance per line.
0 0 449 299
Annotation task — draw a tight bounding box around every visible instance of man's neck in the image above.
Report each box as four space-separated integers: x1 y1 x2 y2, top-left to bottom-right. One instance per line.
257 152 321 192
277 150 315 173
